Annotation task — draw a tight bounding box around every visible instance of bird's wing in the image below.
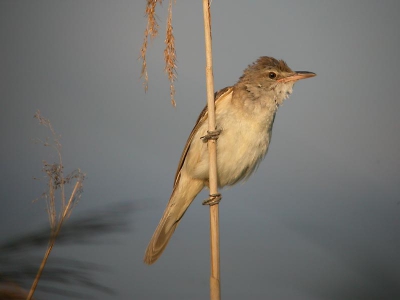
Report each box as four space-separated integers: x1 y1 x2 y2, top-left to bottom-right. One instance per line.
173 86 234 187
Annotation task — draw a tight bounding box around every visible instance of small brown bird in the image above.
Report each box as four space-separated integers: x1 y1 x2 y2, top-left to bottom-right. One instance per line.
144 56 316 264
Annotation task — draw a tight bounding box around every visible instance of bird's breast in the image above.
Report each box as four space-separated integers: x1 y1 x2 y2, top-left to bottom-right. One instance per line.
185 102 276 187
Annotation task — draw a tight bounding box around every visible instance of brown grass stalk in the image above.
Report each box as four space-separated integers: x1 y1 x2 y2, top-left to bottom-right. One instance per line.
202 1 221 299
27 111 85 300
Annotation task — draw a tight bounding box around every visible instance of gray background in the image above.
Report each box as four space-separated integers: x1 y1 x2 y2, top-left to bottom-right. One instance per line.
1 1 400 299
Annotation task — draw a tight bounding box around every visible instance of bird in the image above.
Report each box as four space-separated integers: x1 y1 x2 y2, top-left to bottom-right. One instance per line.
144 56 316 264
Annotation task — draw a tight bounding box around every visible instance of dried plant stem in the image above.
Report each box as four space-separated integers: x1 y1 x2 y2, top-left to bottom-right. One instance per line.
27 111 85 300
26 180 83 300
26 237 54 300
202 1 221 299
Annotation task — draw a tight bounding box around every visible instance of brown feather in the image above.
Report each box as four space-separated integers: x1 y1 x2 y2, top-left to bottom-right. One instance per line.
173 86 233 186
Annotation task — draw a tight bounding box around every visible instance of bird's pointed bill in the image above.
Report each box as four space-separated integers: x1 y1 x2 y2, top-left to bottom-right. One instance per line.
278 71 316 83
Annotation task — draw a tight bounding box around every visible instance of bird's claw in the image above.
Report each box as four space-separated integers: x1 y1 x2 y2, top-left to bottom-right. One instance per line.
202 193 222 206
201 129 222 143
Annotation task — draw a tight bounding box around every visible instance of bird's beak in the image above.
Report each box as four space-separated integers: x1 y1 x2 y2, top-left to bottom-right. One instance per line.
278 71 316 83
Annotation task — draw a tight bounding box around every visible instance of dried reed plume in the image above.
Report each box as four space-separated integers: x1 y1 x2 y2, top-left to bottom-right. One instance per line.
140 0 177 106
26 110 85 300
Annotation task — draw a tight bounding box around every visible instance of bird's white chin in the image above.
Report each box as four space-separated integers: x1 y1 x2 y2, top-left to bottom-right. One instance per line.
275 82 294 106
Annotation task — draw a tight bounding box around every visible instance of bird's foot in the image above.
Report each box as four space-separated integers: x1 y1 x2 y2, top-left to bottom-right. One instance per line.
202 193 222 206
201 129 222 143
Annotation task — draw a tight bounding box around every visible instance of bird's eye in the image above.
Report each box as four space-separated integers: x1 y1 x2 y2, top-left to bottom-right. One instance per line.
268 72 277 79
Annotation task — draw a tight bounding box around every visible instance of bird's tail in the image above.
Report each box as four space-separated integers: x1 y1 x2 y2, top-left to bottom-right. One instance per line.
144 175 204 265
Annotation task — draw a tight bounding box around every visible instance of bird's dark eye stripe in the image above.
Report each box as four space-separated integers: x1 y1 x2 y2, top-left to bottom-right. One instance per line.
268 72 277 79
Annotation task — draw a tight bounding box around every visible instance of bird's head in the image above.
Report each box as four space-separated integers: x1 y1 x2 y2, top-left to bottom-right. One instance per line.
237 56 316 108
